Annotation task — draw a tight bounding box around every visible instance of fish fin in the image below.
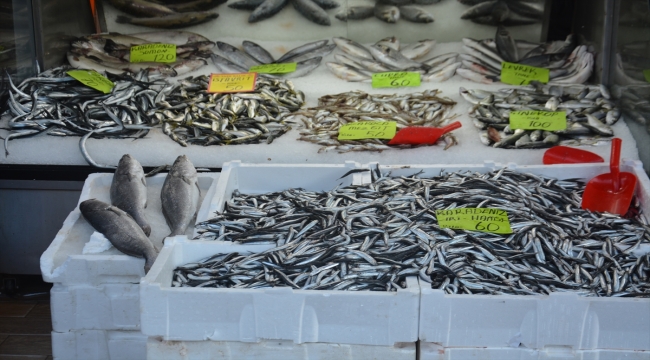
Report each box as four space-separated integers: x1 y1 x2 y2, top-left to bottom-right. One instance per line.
141 176 146 187
181 175 194 185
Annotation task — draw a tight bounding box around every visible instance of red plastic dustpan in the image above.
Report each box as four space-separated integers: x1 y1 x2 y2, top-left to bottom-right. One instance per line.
388 121 462 146
581 138 637 215
543 146 604 164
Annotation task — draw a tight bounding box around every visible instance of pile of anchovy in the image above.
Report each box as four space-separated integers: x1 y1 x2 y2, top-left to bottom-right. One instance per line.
335 0 438 24
328 37 461 82
458 29 594 85
2 66 164 167
458 0 544 26
154 75 304 146
461 83 620 149
288 90 458 152
187 168 650 296
212 40 334 78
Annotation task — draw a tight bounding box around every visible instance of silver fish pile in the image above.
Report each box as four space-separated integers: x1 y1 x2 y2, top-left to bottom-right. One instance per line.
80 198 159 273
108 0 221 28
457 29 594 85
189 167 650 296
2 66 165 168
328 37 461 82
461 83 619 149
289 90 458 152
211 40 334 78
335 0 437 24
458 0 543 26
69 32 213 77
228 0 338 25
154 75 304 146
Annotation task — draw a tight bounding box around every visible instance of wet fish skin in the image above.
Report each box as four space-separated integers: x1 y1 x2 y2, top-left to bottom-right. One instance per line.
335 6 374 21
115 11 219 29
110 154 151 236
277 40 329 63
107 0 175 17
374 4 400 23
332 37 374 61
291 0 331 26
217 41 263 69
228 0 265 10
161 155 200 240
248 0 288 22
242 40 275 64
495 25 518 62
310 0 339 10
80 199 158 273
398 5 434 23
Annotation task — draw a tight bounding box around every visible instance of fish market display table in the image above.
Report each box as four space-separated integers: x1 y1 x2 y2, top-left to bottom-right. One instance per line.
0 41 641 169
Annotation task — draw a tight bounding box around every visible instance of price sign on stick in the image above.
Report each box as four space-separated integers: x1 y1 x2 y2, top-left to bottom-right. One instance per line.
250 63 297 74
130 44 176 63
67 70 114 94
501 62 549 85
372 72 420 88
207 73 257 93
338 121 397 140
436 208 513 234
509 110 567 131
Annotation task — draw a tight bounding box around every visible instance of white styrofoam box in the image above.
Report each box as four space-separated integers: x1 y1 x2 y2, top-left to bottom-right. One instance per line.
384 160 650 351
419 342 650 360
141 236 420 346
40 172 219 286
199 160 363 230
52 330 147 360
51 283 140 332
147 338 416 360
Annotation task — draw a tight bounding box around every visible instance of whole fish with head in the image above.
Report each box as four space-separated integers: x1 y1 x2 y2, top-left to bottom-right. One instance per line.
110 154 151 236
161 155 200 241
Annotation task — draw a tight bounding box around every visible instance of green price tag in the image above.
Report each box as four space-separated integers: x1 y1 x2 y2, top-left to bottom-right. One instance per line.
250 63 296 74
67 69 114 94
130 44 176 63
338 121 397 140
510 110 567 131
436 208 513 234
644 69 650 83
501 62 549 85
372 72 421 88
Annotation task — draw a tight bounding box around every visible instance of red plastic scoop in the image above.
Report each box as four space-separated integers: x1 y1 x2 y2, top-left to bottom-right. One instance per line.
543 146 604 165
581 138 637 215
388 121 462 146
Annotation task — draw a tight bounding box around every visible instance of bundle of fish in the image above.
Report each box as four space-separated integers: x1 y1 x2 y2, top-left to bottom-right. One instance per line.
190 167 650 297
457 29 594 85
211 40 334 78
2 66 167 167
228 0 338 25
79 154 200 273
154 75 304 146
461 83 619 149
335 0 437 24
327 37 461 82
458 0 544 26
289 90 458 152
108 0 222 28
69 31 213 77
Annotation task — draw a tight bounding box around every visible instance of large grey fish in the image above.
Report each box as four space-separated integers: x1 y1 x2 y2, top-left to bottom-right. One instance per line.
228 0 265 10
291 0 331 26
217 41 262 69
249 0 288 22
110 154 151 236
80 199 158 273
398 6 434 23
332 37 374 61
115 11 219 29
277 40 329 63
282 44 335 63
335 6 374 21
282 56 323 78
161 155 200 240
310 0 339 10
374 4 400 23
495 25 518 62
211 54 248 73
243 40 275 63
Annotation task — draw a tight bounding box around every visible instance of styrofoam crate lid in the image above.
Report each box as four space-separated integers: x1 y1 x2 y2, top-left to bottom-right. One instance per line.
140 236 420 345
40 172 219 285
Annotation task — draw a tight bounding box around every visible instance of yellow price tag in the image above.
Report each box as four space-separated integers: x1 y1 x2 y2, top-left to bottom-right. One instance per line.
208 72 257 93
67 69 114 94
644 69 650 83
338 121 396 140
250 63 296 74
372 72 420 88
130 44 176 63
436 208 513 234
510 110 567 131
501 62 549 85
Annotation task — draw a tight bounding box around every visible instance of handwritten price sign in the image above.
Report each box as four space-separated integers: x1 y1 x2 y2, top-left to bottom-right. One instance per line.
436 208 513 234
208 72 257 93
67 70 114 94
338 121 397 140
130 44 176 63
372 72 420 88
250 63 296 74
501 62 549 85
509 110 567 131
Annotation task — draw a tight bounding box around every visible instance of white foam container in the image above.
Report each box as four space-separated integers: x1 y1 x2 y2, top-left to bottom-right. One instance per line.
418 342 650 360
40 172 219 286
147 338 416 360
52 330 147 360
140 236 420 345
197 160 363 236
379 160 650 351
50 283 140 332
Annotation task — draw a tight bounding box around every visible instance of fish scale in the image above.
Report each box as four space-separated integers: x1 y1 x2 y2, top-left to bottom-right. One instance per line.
187 168 650 296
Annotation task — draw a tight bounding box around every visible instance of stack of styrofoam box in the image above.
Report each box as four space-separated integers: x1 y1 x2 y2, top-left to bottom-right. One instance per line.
360 161 650 360
140 161 420 360
40 172 220 360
